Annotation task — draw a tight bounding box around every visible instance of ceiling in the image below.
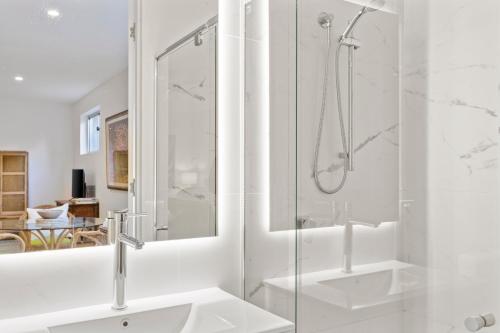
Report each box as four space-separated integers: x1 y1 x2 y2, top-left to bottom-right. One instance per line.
0 0 128 104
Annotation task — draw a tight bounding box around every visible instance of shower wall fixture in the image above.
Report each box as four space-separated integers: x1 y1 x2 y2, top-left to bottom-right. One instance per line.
262 0 399 231
313 0 387 195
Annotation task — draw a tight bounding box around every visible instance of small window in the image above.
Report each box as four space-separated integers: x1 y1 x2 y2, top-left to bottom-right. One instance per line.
80 107 101 155
87 112 101 153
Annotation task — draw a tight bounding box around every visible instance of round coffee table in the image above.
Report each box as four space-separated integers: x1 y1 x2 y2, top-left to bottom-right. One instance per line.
0 217 103 251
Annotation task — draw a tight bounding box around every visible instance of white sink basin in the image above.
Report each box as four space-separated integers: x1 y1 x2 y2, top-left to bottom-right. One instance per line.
318 270 393 308
49 304 195 333
265 260 427 311
0 288 294 333
48 303 235 333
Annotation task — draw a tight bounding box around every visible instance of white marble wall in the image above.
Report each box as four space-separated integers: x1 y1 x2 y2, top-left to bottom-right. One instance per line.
401 0 500 332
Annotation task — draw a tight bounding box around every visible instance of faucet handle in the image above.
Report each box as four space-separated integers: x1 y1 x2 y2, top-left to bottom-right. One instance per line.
118 233 144 250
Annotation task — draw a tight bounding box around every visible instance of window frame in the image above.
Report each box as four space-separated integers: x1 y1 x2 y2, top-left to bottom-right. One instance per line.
80 106 101 156
86 111 101 154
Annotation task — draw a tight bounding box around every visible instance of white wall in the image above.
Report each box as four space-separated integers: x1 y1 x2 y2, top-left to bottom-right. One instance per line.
72 70 129 216
0 0 244 320
0 99 73 207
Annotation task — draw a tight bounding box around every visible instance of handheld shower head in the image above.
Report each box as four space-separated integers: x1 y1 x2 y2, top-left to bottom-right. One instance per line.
363 0 386 12
341 0 385 40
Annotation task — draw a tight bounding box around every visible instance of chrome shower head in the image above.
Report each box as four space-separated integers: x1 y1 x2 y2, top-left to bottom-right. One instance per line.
341 0 385 39
318 12 334 29
363 0 386 12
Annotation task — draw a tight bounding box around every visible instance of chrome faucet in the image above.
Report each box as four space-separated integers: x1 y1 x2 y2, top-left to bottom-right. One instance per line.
342 220 380 273
110 209 146 310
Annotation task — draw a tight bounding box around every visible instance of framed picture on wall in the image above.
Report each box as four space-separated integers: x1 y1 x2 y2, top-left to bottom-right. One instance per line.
106 110 128 191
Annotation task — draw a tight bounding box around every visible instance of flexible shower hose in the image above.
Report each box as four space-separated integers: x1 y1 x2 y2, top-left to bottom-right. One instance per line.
313 28 349 194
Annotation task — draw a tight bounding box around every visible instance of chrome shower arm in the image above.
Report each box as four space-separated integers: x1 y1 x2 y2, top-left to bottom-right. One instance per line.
341 8 366 40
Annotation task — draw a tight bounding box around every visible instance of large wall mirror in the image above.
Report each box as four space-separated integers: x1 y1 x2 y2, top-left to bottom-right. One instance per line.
0 0 220 255
0 0 130 255
246 0 399 231
155 17 218 241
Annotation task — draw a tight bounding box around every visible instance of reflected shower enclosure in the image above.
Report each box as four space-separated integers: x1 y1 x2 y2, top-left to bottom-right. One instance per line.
155 17 218 241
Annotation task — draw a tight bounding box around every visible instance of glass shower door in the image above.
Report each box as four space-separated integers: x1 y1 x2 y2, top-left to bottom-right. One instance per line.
155 26 217 242
244 1 500 333
294 1 500 333
294 1 401 332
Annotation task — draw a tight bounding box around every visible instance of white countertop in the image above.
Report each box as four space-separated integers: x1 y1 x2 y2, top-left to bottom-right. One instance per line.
0 288 294 333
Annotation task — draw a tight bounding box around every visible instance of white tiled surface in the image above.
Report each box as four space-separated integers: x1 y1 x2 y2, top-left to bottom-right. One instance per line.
401 0 500 332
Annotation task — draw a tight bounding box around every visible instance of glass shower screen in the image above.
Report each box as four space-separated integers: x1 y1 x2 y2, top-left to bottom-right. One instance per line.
155 23 217 242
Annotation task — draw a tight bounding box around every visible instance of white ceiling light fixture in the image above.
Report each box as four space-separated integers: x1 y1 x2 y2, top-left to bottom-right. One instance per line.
14 76 24 82
47 9 61 18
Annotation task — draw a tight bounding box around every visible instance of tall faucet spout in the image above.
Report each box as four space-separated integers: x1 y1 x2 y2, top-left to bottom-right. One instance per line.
342 220 380 273
112 210 146 310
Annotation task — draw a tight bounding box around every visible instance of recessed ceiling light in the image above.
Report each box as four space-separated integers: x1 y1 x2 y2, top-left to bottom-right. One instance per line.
14 76 24 82
47 9 60 18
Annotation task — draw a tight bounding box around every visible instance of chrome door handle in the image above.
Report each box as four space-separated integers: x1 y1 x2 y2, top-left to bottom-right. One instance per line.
465 313 495 332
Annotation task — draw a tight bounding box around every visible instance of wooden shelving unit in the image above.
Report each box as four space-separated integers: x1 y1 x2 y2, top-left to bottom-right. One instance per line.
0 152 28 218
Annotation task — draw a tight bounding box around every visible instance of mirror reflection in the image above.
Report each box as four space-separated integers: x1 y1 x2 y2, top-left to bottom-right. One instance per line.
0 0 220 255
0 0 130 254
155 17 218 241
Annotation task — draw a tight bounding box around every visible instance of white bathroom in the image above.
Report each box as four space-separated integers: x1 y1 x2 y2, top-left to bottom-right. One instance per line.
0 0 499 332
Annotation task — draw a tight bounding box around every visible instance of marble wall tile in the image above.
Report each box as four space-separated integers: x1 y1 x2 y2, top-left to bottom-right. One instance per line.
401 0 500 332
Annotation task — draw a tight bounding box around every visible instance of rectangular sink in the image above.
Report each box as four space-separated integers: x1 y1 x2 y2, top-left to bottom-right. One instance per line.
316 265 426 309
265 260 427 311
318 270 394 308
48 303 235 333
